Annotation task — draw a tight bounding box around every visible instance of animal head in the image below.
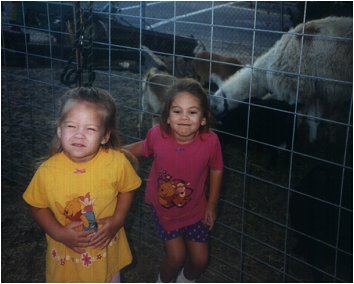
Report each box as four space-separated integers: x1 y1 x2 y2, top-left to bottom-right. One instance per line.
79 193 96 214
159 181 176 198
171 182 191 207
158 181 177 208
79 192 95 207
176 186 186 197
142 67 168 91
209 88 231 119
55 198 82 219
210 67 254 119
143 67 175 104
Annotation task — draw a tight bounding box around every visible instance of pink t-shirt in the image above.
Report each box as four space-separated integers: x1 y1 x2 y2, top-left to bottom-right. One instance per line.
143 125 223 231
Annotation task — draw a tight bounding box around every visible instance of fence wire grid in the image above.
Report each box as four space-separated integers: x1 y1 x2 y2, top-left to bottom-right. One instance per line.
1 1 353 283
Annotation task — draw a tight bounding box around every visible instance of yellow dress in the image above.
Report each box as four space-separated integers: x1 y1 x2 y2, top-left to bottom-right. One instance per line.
23 148 142 282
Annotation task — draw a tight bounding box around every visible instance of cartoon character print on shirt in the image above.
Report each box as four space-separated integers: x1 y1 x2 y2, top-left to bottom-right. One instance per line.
55 192 98 232
158 170 193 208
79 192 98 231
52 192 118 267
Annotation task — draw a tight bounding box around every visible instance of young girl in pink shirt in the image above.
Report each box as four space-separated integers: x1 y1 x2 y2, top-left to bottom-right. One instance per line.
125 78 223 282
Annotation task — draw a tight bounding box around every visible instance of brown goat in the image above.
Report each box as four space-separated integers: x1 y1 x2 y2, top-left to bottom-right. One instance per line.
193 51 242 89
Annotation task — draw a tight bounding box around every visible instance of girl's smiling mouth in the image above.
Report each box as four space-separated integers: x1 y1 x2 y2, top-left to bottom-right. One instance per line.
72 143 85 147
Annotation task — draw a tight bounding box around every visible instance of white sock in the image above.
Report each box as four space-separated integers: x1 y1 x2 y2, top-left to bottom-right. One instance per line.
176 268 195 283
156 273 174 283
156 274 163 283
110 272 120 283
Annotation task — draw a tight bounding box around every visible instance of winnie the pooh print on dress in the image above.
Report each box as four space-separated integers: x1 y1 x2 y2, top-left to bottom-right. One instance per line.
157 170 193 208
55 192 98 232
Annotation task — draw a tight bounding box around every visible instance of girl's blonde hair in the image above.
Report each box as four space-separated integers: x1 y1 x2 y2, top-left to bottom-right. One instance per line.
50 87 121 157
160 78 210 135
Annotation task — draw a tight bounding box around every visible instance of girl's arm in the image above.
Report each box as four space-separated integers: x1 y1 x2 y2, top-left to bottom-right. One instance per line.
122 140 144 158
204 169 223 230
89 190 135 248
31 206 91 253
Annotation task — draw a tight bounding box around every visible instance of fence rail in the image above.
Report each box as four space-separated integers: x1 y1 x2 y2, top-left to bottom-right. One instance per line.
2 1 352 282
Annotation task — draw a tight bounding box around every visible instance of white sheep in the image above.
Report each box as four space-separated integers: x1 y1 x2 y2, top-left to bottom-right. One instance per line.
210 16 353 142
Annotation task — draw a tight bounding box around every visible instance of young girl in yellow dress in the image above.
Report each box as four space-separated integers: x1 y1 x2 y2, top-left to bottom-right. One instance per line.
23 87 141 282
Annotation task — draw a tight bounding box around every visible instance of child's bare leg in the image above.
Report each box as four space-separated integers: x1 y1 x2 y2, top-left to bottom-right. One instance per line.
183 241 209 280
159 237 186 282
109 272 120 283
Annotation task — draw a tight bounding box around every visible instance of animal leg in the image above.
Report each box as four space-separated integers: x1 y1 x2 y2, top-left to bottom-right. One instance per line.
307 102 322 143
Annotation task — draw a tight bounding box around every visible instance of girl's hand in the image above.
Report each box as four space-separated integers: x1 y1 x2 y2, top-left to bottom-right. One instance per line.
59 221 92 254
88 217 120 249
203 206 217 230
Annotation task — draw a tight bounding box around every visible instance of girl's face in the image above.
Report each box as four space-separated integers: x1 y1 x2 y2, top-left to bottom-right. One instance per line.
57 101 110 163
167 91 206 144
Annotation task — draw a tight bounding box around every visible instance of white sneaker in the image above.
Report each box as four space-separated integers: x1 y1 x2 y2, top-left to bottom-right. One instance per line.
176 269 195 283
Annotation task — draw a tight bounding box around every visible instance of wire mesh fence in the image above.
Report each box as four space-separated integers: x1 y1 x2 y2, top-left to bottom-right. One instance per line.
2 1 353 282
